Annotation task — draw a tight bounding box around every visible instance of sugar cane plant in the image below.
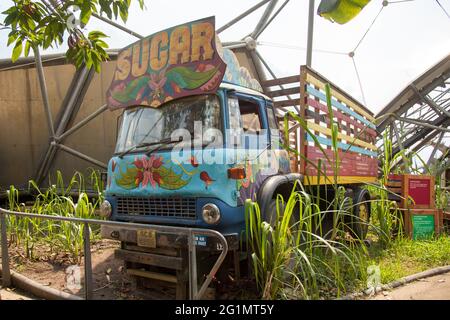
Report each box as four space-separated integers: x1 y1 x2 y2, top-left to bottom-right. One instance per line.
244 84 372 299
243 83 426 299
6 169 105 262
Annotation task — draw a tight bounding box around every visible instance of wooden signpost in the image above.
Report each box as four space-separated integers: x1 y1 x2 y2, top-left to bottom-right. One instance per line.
403 208 444 240
387 174 442 239
402 174 435 209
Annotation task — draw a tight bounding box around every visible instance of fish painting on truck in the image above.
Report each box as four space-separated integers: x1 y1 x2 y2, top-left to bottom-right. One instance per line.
99 16 377 299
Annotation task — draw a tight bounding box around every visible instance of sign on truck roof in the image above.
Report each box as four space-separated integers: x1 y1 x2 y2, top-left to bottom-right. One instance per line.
106 16 263 110
106 16 226 109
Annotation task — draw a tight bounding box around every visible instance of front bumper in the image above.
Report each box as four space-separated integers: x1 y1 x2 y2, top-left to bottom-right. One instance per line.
101 224 239 252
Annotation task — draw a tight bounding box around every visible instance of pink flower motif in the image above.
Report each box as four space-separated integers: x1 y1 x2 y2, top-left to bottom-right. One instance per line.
148 70 167 103
134 156 164 188
134 157 144 169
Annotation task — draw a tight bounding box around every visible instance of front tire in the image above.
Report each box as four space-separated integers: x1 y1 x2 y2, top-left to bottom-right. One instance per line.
265 197 289 227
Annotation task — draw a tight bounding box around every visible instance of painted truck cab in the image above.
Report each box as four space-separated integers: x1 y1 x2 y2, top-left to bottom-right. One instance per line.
98 17 378 299
104 83 291 236
99 16 292 240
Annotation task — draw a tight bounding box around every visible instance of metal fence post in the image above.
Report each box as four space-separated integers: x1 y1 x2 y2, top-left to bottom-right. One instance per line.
1 212 11 287
187 230 199 300
191 232 198 300
83 223 93 300
188 230 193 300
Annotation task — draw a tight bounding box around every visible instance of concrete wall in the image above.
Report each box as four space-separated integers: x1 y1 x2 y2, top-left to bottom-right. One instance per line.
0 60 121 190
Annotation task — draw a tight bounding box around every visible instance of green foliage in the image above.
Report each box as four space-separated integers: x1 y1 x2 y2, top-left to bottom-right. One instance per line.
244 81 446 299
366 131 405 246
6 169 105 262
245 187 370 300
2 0 146 70
245 85 373 299
368 236 450 284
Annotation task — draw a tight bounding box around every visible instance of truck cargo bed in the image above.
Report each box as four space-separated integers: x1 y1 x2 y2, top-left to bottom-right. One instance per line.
265 66 378 185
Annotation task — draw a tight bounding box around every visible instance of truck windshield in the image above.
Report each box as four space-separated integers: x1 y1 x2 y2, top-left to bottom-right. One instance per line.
115 95 222 154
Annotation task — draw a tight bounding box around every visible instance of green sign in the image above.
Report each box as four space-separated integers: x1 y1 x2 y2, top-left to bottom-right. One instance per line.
412 215 435 240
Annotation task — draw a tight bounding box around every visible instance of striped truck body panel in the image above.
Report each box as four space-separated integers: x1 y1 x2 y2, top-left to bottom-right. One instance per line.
300 66 378 185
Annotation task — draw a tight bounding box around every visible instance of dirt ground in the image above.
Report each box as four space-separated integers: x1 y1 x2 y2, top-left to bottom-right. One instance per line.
7 239 174 300
4 239 249 300
8 238 450 300
371 272 450 300
0 287 36 300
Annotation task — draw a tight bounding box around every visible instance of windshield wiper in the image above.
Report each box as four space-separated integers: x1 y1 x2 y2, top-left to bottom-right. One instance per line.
118 137 176 159
145 133 217 157
145 136 183 157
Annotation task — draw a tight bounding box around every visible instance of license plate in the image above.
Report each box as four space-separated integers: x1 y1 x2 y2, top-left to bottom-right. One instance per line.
137 229 156 248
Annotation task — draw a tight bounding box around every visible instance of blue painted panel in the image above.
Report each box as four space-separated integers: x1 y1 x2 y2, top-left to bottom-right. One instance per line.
107 195 246 235
105 148 290 207
306 85 376 129
306 135 377 157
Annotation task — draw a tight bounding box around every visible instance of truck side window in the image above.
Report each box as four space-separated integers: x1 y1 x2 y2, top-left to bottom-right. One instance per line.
266 105 278 130
266 104 284 148
228 96 263 148
239 100 262 134
228 97 243 145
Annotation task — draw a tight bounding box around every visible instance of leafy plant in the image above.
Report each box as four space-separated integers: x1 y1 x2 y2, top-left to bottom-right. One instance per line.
6 169 104 262
2 0 146 71
243 81 422 299
245 186 370 299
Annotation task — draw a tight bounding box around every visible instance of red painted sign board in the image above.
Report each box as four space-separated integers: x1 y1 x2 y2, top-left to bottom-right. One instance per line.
408 178 431 206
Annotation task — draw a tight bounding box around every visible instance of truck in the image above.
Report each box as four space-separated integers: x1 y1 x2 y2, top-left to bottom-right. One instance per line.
99 17 378 299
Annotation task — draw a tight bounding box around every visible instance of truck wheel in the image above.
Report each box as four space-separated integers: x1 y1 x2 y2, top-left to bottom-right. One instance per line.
265 197 300 231
265 198 287 227
350 188 371 240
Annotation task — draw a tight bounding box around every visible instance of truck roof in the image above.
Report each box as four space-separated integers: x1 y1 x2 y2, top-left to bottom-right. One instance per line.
219 82 271 101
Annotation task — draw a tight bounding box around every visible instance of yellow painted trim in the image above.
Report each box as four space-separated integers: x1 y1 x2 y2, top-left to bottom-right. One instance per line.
306 121 377 151
303 176 378 185
305 73 375 122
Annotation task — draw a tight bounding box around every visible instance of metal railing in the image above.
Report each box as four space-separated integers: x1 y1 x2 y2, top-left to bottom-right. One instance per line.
0 208 228 300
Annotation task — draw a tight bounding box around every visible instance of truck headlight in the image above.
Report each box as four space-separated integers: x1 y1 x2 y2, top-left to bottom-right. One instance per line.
202 203 221 225
100 200 112 218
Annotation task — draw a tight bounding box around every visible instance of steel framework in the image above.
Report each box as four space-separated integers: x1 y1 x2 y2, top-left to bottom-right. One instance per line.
375 54 450 170
2 0 446 186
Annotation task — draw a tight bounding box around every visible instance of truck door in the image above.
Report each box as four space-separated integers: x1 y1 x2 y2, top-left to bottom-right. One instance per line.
227 93 267 150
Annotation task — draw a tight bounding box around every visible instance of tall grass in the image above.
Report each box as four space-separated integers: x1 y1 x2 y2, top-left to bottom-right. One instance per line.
367 130 405 246
242 82 440 299
245 184 370 299
244 84 376 299
6 169 105 262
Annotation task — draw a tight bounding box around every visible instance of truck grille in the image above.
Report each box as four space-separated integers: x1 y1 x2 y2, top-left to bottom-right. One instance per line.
116 197 197 219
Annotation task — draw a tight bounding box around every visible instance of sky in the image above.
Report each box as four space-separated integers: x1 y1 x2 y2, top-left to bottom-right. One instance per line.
0 0 449 115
